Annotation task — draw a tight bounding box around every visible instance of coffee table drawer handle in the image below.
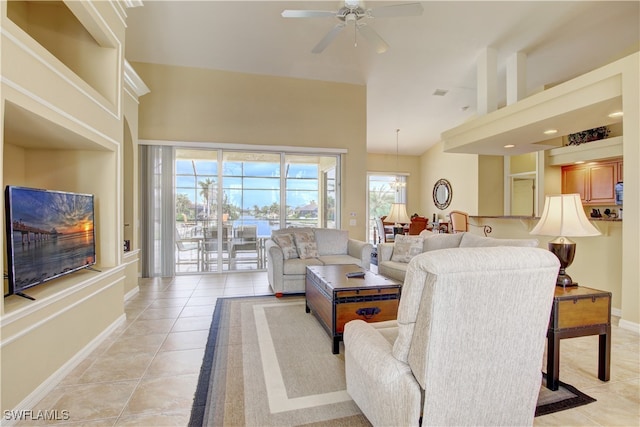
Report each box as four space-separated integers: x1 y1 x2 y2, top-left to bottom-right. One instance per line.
356 307 381 319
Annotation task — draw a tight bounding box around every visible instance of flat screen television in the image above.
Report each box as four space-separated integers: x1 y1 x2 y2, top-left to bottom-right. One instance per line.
4 186 96 299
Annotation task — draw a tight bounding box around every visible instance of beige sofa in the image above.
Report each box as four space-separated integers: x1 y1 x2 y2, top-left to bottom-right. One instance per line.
377 231 539 282
344 246 560 426
265 227 372 296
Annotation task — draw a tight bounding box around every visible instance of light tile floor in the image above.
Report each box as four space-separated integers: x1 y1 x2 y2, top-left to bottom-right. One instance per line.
18 272 640 426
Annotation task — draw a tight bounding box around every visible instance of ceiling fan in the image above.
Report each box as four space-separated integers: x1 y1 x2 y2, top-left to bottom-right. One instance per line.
281 0 423 54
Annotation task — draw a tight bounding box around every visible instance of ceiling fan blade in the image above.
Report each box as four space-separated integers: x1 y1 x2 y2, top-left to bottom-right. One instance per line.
312 23 345 54
369 2 424 18
357 24 389 54
281 10 337 18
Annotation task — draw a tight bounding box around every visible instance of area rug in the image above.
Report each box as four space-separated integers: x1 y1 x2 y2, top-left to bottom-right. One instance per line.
189 295 595 426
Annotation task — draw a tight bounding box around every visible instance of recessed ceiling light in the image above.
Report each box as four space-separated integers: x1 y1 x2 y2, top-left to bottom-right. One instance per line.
504 144 515 148
543 129 558 135
608 111 624 118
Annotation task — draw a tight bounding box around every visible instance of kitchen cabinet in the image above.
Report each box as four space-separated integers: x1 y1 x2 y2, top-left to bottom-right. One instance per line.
562 160 621 205
617 160 623 182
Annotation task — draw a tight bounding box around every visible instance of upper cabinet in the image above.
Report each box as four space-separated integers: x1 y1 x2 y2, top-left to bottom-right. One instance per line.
562 160 621 205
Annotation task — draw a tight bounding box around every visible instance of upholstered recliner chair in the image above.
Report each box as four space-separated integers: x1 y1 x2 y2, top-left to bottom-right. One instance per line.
344 246 560 426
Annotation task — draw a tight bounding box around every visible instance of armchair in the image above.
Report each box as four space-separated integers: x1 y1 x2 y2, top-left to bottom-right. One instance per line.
344 246 559 426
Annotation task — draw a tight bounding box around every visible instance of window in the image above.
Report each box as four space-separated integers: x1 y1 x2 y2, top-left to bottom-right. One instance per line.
367 174 407 243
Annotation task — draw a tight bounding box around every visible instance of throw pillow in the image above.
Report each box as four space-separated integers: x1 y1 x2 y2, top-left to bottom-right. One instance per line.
273 233 299 260
294 230 319 259
314 229 349 255
422 232 464 252
391 235 424 263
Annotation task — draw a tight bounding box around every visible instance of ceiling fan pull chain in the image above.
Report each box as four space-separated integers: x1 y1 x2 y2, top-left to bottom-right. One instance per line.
354 23 358 47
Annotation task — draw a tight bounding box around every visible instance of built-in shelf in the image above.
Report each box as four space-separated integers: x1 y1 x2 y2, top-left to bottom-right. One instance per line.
548 136 623 166
7 1 119 107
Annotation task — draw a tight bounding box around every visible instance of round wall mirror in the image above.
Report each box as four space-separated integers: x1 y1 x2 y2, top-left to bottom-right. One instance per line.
433 179 452 210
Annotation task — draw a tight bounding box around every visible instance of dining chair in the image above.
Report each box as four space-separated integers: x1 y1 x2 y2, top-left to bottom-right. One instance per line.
375 216 395 243
449 210 469 233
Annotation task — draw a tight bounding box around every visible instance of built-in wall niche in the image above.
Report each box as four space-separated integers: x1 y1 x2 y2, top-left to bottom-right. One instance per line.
3 103 119 270
7 1 119 106
3 101 116 151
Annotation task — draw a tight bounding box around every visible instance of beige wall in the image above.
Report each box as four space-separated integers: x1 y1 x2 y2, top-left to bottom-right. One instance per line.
478 155 504 216
619 53 639 328
132 62 368 240
419 141 479 221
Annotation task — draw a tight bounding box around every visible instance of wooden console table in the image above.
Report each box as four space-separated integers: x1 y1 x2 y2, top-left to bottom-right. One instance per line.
546 285 611 390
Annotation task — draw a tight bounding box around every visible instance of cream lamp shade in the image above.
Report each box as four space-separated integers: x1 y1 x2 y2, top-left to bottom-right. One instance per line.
530 194 600 287
530 194 601 237
386 203 410 225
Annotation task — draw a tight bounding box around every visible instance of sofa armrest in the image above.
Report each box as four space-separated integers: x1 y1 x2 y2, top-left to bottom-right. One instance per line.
378 242 395 262
347 239 373 270
265 239 285 294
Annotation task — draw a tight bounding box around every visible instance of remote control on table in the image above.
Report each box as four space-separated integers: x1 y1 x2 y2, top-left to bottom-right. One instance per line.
345 271 366 278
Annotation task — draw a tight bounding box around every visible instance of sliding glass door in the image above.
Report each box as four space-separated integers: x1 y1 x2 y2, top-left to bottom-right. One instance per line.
171 149 339 274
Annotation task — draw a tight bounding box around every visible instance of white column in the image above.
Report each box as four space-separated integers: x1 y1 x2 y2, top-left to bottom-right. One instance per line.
477 47 497 115
507 52 527 105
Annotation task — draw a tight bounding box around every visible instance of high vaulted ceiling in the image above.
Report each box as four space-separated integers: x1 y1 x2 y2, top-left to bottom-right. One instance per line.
125 1 640 156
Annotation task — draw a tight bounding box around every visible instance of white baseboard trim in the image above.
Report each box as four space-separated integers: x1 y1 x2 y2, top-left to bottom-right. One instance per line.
124 286 140 301
4 314 126 425
611 307 639 334
618 318 640 334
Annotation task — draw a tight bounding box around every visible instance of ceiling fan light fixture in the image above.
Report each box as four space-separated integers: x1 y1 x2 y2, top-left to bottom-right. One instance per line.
282 1 422 54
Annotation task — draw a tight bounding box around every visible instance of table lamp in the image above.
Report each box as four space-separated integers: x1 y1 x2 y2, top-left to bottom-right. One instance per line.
530 194 601 287
386 203 410 235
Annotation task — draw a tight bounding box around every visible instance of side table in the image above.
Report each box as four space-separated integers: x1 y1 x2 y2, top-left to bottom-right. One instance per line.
546 285 611 391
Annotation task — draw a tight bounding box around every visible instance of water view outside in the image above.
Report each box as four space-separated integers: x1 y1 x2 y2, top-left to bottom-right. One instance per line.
7 187 95 291
175 151 336 235
174 150 337 272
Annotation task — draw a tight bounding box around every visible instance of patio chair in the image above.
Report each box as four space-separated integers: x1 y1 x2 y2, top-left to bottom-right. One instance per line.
230 225 259 268
175 228 201 271
202 225 231 271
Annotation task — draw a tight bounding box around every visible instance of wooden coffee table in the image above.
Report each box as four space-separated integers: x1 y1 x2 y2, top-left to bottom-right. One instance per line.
305 264 401 354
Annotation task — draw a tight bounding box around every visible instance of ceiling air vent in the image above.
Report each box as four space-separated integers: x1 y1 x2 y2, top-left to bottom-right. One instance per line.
433 89 448 96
